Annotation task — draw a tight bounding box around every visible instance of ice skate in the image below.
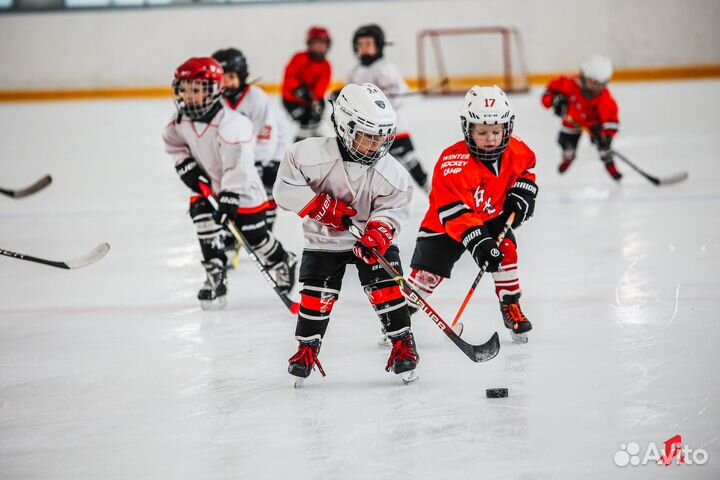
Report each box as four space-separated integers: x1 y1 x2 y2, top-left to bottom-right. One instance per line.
558 151 575 174
604 160 622 181
500 293 532 343
271 252 298 294
198 258 227 310
386 331 419 384
288 339 325 387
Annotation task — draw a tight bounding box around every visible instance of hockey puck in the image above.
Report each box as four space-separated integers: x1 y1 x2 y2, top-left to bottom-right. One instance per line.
486 388 509 398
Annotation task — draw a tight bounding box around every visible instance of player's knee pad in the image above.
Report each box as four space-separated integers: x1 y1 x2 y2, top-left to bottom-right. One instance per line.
364 278 409 336
253 231 286 267
298 279 342 322
492 239 521 300
407 269 444 297
558 131 581 152
498 238 518 266
189 198 222 240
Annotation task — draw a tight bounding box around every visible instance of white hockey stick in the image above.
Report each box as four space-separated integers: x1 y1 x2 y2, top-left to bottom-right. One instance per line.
0 243 110 269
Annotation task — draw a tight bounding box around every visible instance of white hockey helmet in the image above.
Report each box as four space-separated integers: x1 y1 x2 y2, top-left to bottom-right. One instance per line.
460 85 514 162
332 83 397 166
580 55 613 84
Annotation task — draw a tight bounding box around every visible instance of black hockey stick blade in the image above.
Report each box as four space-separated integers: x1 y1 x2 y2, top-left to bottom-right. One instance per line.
612 151 688 187
344 219 500 363
0 175 52 198
0 242 110 269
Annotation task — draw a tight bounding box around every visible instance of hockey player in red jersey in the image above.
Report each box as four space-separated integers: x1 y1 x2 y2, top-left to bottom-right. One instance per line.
282 27 332 141
274 83 419 385
162 57 297 310
542 55 622 181
408 85 538 343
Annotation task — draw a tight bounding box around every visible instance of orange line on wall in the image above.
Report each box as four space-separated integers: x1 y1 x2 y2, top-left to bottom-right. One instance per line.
1 65 718 103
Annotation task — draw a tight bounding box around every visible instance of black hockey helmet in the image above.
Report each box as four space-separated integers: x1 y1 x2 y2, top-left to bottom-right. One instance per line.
353 24 386 55
211 48 249 85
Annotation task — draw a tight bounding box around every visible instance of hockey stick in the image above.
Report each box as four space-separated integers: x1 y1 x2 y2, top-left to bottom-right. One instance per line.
611 150 688 186
344 218 500 363
0 175 52 199
451 213 515 336
0 242 110 269
205 195 300 314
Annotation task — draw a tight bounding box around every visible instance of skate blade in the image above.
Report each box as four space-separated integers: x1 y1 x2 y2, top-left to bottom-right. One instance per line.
200 296 227 311
377 335 391 348
400 370 419 385
452 322 464 337
510 331 529 343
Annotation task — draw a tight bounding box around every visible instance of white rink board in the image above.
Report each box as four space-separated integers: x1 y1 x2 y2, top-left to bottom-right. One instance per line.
1 80 719 479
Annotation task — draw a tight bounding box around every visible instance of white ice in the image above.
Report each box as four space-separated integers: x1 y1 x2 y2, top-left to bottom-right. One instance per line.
1 80 719 479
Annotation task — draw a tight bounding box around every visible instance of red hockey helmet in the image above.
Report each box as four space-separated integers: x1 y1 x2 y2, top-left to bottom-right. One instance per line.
307 26 331 45
172 57 224 120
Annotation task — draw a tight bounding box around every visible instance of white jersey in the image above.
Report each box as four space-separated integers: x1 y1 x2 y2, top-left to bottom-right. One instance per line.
271 102 294 162
274 137 413 252
222 85 279 167
347 58 410 133
162 108 268 210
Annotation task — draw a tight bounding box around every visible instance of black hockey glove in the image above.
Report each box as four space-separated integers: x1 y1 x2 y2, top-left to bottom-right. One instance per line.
590 127 613 151
504 178 538 228
552 95 568 118
462 225 504 272
217 191 240 224
310 100 325 123
176 157 210 194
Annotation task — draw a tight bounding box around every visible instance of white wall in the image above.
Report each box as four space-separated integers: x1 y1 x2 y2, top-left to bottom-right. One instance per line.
1 0 719 90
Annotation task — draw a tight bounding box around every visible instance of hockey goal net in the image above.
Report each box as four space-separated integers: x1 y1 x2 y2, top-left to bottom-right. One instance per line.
416 27 530 95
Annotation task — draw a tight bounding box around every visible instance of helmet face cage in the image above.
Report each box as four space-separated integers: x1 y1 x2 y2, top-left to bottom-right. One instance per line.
339 121 396 166
461 116 514 162
173 78 222 120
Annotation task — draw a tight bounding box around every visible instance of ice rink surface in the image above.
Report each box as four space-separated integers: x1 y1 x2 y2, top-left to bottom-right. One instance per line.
1 80 719 479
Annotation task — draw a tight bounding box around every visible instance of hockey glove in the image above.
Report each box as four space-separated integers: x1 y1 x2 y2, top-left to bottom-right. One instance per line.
217 191 240 224
176 157 210 194
299 192 357 231
504 178 538 228
462 225 504 272
552 95 568 118
353 220 394 265
310 101 325 124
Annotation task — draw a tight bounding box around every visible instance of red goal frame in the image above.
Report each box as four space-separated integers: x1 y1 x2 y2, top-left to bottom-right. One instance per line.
417 26 530 95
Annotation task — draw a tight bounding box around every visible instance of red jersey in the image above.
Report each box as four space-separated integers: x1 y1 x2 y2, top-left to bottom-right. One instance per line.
541 75 619 138
282 51 332 105
420 138 537 242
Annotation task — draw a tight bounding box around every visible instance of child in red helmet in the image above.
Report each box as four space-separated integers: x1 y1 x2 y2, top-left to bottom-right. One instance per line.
282 27 333 141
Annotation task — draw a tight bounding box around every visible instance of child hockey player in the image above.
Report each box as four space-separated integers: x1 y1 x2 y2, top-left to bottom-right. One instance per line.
282 27 332 141
541 55 622 181
344 24 431 192
162 57 297 310
273 83 419 384
408 85 538 343
212 47 291 229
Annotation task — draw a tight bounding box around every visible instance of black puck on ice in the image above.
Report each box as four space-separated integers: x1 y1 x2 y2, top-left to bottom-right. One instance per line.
486 388 509 398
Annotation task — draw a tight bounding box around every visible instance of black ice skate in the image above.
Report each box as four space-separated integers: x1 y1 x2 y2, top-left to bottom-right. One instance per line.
271 252 298 294
198 258 227 310
288 339 325 387
500 292 532 343
386 331 420 384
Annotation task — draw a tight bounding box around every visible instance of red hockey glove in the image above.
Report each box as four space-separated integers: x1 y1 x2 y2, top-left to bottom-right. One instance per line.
299 192 357 231
353 220 394 265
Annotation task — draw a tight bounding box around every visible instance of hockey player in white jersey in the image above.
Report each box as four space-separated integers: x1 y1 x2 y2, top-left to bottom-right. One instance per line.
345 24 431 193
274 83 420 385
212 48 290 229
162 57 297 310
